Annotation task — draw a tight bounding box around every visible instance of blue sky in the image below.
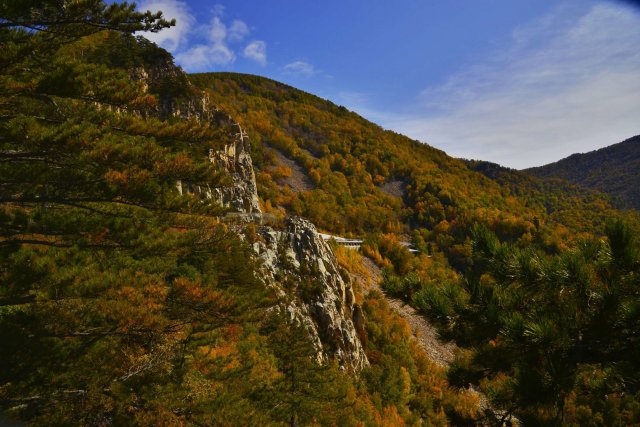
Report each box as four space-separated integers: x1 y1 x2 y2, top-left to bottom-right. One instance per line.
137 0 640 168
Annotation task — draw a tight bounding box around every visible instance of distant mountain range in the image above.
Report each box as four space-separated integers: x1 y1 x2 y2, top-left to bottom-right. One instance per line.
526 135 640 210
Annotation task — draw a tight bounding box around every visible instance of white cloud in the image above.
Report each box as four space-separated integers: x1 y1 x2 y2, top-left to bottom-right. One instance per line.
376 3 640 169
228 20 250 42
283 60 316 77
243 40 267 65
208 16 227 43
173 15 237 71
136 2 264 72
137 0 194 52
175 43 236 70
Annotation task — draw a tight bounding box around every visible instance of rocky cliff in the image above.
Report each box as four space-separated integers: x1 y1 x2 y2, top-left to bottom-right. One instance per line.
149 64 368 370
208 125 261 214
214 134 368 371
254 216 368 371
174 120 261 216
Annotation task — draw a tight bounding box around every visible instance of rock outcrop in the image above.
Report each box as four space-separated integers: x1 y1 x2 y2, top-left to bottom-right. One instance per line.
208 122 368 371
174 123 260 215
208 125 261 214
136 60 368 371
254 216 368 371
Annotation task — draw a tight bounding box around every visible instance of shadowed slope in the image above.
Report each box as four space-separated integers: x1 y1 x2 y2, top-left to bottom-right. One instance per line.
527 135 640 210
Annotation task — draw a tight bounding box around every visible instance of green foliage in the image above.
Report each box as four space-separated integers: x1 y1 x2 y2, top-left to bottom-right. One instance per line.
381 270 421 300
361 291 480 425
260 310 352 426
0 0 174 36
0 2 273 424
3 3 638 425
467 159 640 240
419 220 640 425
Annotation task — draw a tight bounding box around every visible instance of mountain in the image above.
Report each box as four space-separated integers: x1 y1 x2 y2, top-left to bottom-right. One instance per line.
527 135 640 210
190 73 637 246
190 72 640 425
2 3 640 425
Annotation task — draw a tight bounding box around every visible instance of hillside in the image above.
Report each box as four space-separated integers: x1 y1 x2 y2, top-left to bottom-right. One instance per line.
466 159 625 228
191 72 640 425
527 135 640 210
190 73 637 249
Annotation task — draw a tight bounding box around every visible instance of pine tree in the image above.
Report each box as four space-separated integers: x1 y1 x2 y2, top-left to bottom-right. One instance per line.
0 2 272 424
260 309 351 426
431 222 640 424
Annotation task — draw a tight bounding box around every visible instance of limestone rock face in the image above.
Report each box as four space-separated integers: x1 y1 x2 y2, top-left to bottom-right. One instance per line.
208 125 261 215
201 127 368 370
206 130 368 370
134 61 259 214
165 98 260 215
174 125 261 215
254 217 369 371
135 62 367 371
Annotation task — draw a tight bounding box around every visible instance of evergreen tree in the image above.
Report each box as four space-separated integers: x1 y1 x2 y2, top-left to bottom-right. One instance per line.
423 221 640 424
261 309 350 426
0 1 272 424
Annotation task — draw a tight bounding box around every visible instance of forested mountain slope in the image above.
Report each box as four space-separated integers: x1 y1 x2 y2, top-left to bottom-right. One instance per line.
527 135 640 210
192 72 640 425
191 73 638 250
466 159 626 229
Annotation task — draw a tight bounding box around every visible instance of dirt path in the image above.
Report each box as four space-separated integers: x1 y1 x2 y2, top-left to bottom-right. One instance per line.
356 256 511 422
358 257 456 367
385 296 457 367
